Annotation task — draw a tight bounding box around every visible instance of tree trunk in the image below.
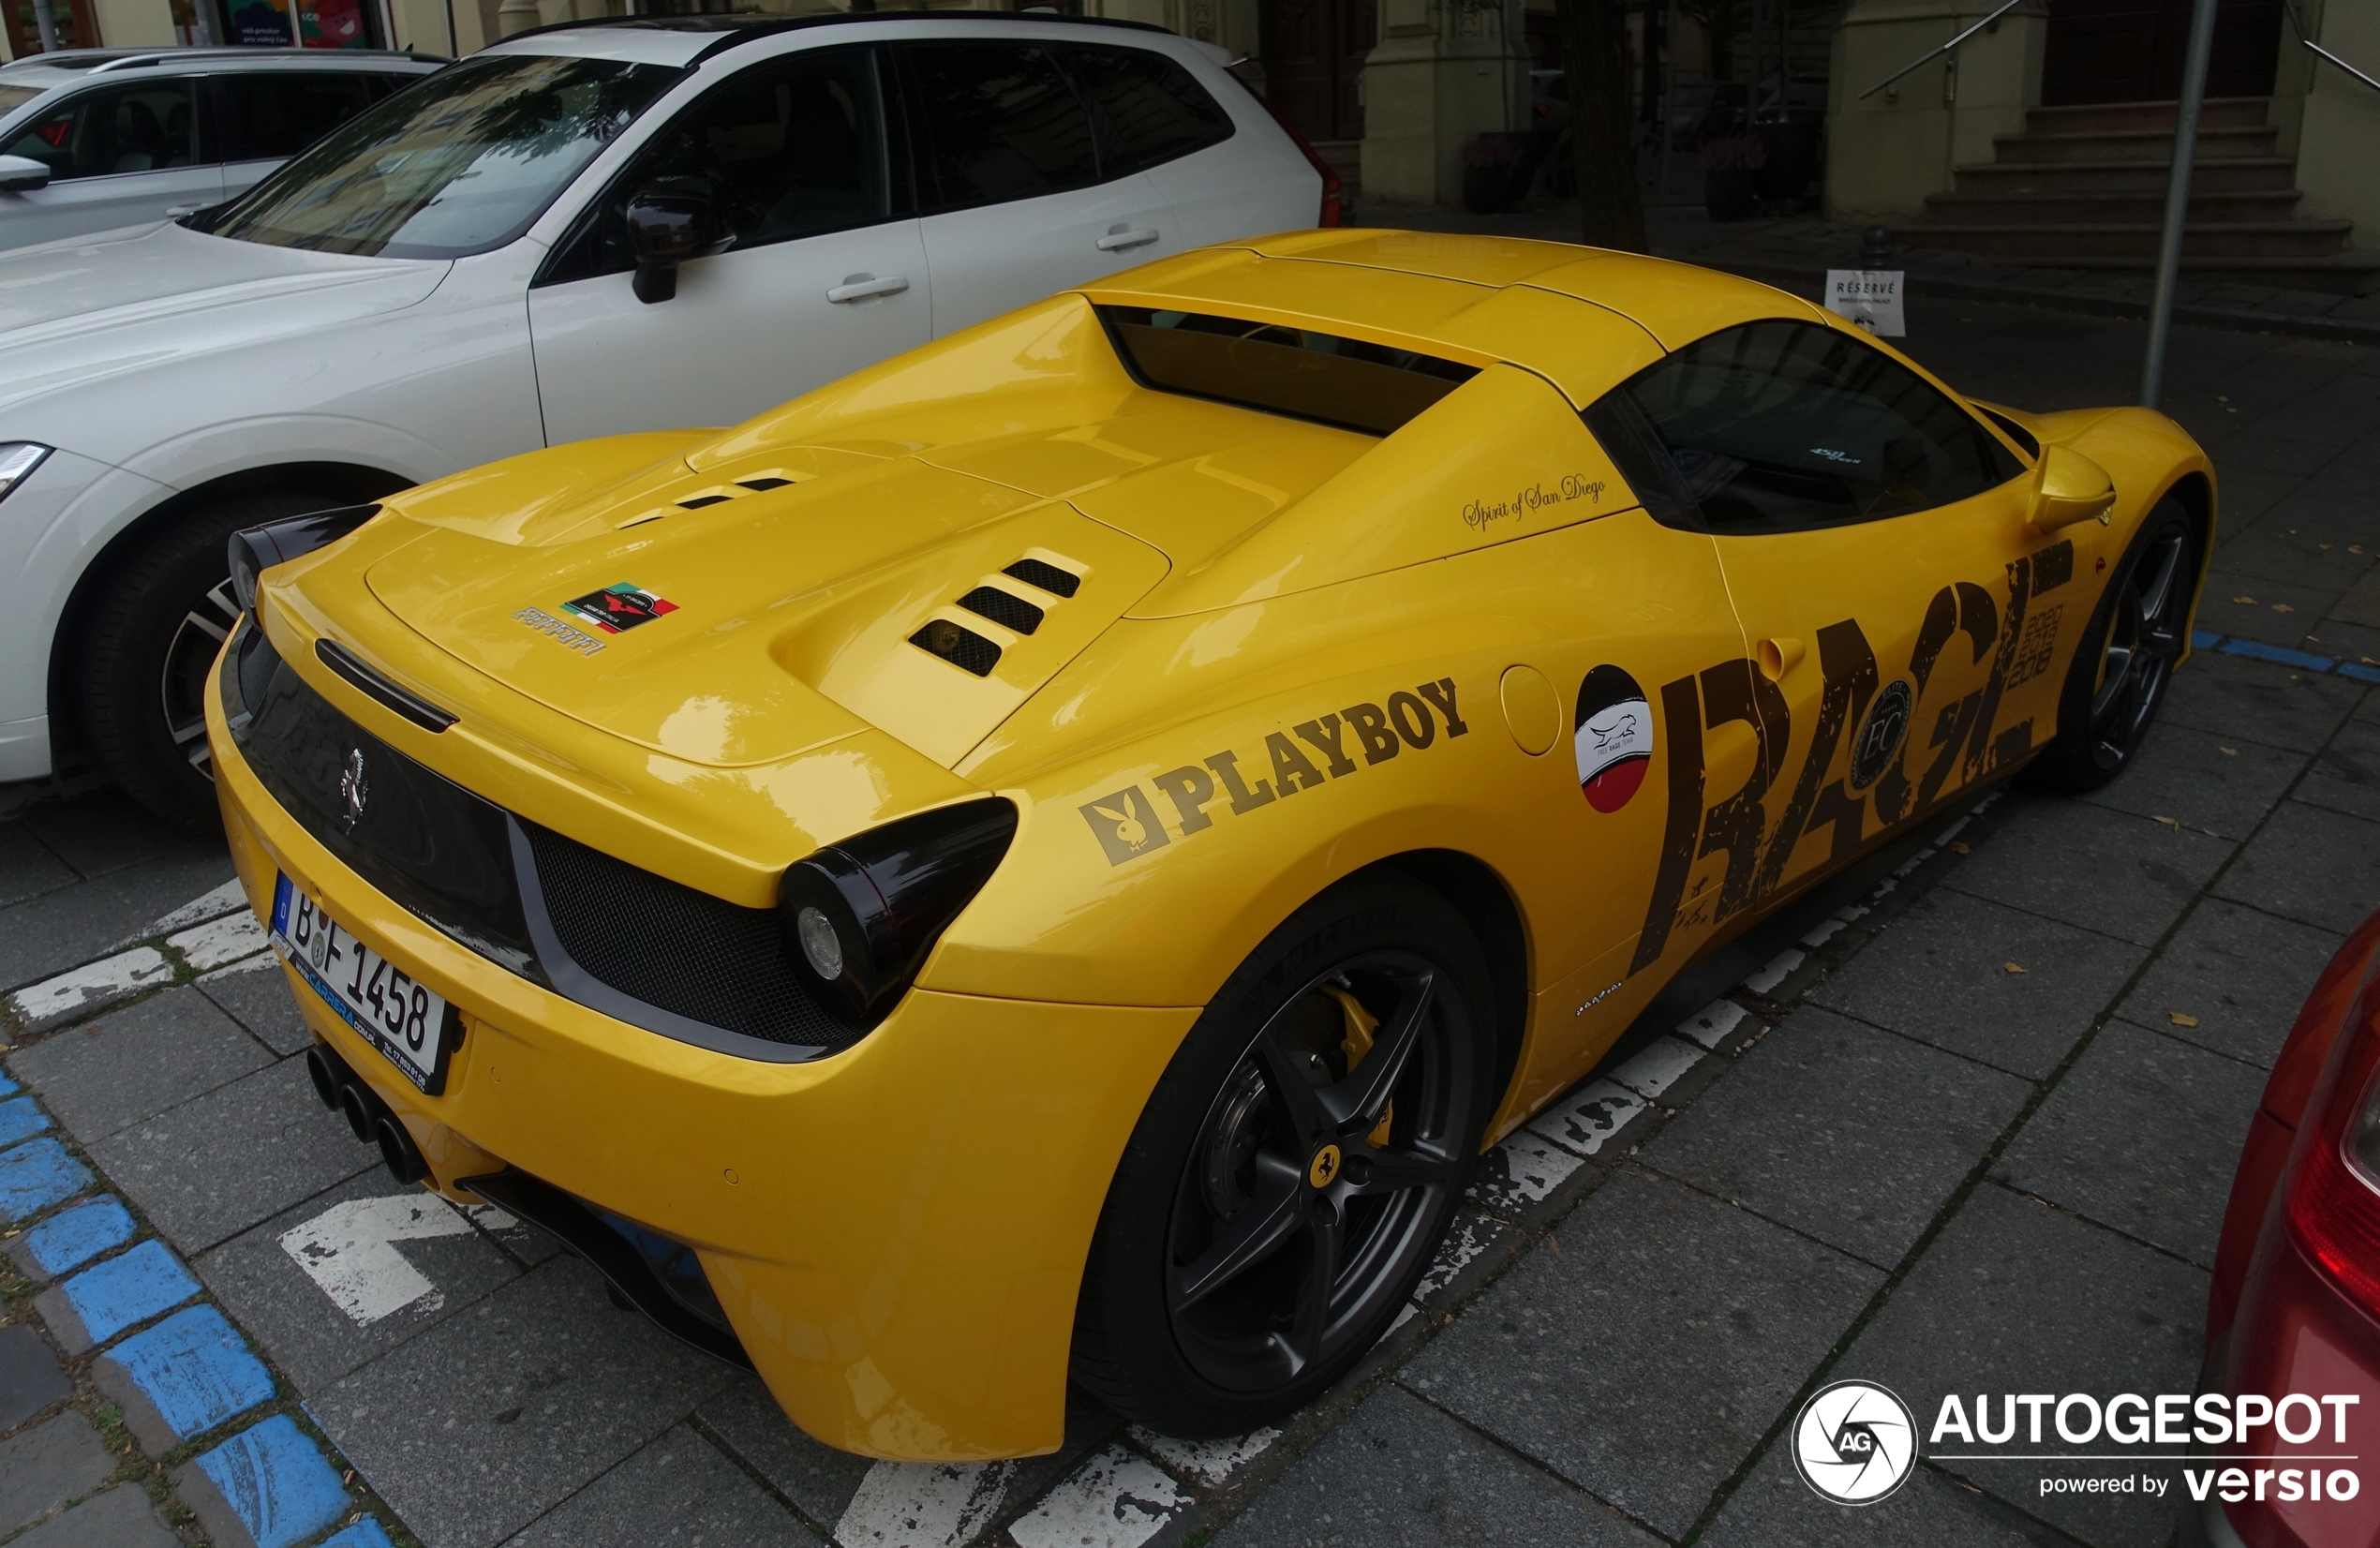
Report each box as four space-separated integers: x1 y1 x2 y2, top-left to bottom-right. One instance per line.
1556 0 1647 252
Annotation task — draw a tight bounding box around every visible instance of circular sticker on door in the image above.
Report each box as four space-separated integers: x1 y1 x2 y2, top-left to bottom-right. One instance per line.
1576 665 1654 813
1848 677 1914 792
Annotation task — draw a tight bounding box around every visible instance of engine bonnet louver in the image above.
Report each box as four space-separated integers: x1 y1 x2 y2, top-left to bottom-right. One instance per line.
909 618 1002 677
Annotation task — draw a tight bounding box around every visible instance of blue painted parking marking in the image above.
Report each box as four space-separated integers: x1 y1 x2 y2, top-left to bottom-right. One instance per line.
2218 638 2336 672
0 1137 93 1221
318 1520 396 1548
100 1305 276 1442
0 1071 17 1096
191 1414 350 1548
22 1195 135 1277
2190 629 2223 650
60 1239 200 1347
0 1095 52 1149
2343 660 2380 685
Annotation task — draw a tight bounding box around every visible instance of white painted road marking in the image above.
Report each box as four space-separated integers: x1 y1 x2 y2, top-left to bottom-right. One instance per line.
1526 1079 1646 1158
1129 1426 1278 1488
147 879 249 937
1675 998 1752 1050
1609 1037 1704 1101
1470 1132 1584 1208
279 1196 475 1325
836 1460 1014 1547
7 946 174 1028
168 911 268 971
1006 1446 1183 1548
1742 947 1807 995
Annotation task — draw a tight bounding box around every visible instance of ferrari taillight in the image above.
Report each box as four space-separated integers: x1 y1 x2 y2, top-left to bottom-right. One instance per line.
2285 990 2380 1318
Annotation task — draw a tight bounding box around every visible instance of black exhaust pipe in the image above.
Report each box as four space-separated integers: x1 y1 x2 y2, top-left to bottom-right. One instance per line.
306 1041 431 1186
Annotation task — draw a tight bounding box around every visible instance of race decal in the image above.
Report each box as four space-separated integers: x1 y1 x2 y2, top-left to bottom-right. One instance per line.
1575 665 1653 813
1629 537 2076 976
560 582 678 635
1080 677 1469 866
1849 678 1913 792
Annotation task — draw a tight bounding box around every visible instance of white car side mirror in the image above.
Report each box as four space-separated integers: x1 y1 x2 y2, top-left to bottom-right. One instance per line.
0 155 52 193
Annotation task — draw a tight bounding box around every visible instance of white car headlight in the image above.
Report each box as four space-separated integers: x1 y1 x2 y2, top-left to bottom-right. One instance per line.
0 443 50 504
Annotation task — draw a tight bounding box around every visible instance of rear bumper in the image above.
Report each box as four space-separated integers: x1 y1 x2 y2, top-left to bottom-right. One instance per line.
208 673 1197 1460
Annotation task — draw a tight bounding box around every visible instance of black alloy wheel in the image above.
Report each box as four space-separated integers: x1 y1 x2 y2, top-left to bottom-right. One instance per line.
78 488 335 829
1074 874 1495 1437
2027 498 2198 792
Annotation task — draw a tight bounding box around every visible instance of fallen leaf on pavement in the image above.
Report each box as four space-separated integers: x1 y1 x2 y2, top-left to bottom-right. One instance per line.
2004 962 2029 975
2170 1012 2200 1028
1949 841 1971 854
2151 815 2181 829
2221 747 2238 755
2232 596 2256 604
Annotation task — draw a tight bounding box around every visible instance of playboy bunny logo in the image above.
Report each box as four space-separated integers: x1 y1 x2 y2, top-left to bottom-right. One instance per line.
1079 786 1169 866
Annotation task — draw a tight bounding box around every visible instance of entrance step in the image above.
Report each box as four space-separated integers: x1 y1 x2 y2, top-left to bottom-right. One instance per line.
2019 97 2272 136
1909 219 2353 260
1922 187 2304 225
1948 157 2299 197
1992 124 2279 164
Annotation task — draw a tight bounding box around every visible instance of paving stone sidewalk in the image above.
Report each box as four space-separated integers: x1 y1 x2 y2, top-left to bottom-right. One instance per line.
0 299 2373 1548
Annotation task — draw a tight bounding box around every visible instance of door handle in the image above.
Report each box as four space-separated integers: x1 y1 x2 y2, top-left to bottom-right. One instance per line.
1095 225 1161 253
826 273 910 304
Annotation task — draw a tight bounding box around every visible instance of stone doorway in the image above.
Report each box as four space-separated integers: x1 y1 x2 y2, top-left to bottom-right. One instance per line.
1259 0 1376 143
2040 0 2283 105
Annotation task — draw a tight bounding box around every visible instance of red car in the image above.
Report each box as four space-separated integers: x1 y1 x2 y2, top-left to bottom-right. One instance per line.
2198 904 2380 1548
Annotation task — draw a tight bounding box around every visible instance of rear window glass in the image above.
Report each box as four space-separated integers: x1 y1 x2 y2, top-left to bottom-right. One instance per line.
1097 305 1478 437
1066 45 1231 174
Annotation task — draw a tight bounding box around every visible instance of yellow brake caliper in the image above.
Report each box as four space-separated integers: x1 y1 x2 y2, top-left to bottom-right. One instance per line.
1321 984 1395 1148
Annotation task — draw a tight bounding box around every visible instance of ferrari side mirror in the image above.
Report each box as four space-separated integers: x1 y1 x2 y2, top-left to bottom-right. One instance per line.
0 155 52 193
2027 443 2116 532
625 183 732 305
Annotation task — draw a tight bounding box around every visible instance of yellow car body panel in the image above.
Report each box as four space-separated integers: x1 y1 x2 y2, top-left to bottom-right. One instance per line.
208 232 2213 1461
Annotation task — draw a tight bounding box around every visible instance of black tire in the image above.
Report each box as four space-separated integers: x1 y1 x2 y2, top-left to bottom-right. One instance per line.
1072 872 1497 1437
2023 498 2198 793
77 488 335 829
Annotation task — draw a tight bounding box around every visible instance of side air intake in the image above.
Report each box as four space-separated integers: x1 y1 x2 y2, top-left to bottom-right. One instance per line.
1003 558 1080 598
956 587 1043 635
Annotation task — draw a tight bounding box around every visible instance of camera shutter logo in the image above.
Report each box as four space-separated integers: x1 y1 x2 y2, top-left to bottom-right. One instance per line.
1792 1379 1917 1505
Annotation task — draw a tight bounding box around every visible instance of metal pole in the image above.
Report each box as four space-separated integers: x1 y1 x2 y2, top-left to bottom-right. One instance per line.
2142 0 2220 409
30 0 62 50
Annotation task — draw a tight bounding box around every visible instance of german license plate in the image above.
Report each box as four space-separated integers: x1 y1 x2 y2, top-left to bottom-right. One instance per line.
270 873 459 1094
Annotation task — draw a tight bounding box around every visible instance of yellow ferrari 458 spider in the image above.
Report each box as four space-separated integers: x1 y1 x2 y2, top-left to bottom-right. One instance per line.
208 230 2211 1461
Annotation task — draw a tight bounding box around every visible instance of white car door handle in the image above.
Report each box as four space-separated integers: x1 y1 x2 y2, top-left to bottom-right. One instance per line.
826 273 910 304
1095 226 1161 253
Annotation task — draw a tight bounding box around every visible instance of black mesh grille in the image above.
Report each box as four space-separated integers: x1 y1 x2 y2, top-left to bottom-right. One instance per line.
956 586 1044 635
677 495 730 509
1003 558 1079 598
909 618 1001 676
522 823 846 1049
736 477 793 491
224 629 539 977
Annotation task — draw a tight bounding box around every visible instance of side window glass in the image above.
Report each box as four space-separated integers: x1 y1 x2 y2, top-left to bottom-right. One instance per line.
0 82 197 181
1064 45 1232 175
902 41 1098 210
546 48 888 285
214 73 378 163
1593 319 2022 533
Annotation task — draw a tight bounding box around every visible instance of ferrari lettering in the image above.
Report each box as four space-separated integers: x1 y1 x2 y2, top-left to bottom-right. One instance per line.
511 606 607 657
1083 677 1471 866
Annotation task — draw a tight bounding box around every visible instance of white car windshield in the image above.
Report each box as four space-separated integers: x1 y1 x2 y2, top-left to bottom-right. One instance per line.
201 53 678 260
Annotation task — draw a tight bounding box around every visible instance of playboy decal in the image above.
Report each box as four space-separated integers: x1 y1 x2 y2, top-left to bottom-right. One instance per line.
1576 666 1654 812
1081 678 1470 866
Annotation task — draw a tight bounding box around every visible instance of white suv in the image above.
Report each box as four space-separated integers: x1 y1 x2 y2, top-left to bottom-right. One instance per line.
0 47 444 250
0 14 1330 825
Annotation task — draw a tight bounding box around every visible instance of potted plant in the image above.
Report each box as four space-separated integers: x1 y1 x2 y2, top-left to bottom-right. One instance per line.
1700 131 1766 222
